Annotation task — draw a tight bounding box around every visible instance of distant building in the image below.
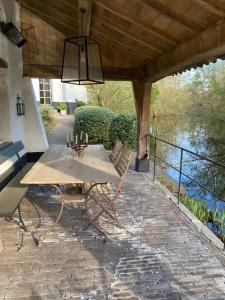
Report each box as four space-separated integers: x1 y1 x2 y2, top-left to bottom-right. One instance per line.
32 79 87 114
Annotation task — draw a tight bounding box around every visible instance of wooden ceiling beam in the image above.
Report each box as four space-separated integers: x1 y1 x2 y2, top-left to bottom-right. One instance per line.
145 18 225 82
192 0 225 18
78 0 93 35
91 13 162 54
23 64 142 80
94 0 179 46
134 0 202 33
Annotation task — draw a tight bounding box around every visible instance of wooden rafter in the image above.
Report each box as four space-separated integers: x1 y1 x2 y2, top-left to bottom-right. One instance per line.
92 19 158 58
91 28 151 60
94 0 179 46
135 0 202 33
91 10 162 54
60 0 77 10
192 0 225 18
20 0 77 31
20 4 77 34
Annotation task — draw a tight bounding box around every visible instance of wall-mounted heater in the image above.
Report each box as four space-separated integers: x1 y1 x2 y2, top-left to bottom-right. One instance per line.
1 22 27 48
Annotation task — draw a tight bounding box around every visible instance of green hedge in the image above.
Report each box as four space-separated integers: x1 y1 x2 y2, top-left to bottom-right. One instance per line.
75 100 86 110
56 102 67 110
74 106 115 144
75 105 94 114
108 114 137 150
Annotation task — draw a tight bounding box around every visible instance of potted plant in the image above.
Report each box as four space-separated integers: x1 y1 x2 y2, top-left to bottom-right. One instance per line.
56 102 67 115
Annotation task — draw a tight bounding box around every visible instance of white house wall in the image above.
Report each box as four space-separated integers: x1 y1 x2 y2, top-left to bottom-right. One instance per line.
33 79 87 114
51 79 87 103
0 0 48 183
0 0 48 149
23 78 48 152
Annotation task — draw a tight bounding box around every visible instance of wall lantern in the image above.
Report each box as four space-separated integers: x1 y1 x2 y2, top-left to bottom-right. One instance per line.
61 8 104 85
1 22 27 48
16 94 25 116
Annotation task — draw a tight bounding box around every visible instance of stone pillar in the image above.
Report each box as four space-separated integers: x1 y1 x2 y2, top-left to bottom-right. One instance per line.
132 80 152 172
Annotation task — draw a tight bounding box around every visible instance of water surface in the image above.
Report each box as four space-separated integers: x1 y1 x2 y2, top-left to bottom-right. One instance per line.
151 116 225 214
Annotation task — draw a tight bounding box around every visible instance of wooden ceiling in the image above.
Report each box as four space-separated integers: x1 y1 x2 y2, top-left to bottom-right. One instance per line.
18 0 225 82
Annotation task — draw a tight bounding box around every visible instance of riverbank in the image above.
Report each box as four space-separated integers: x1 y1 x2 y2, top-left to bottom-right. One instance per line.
149 159 186 195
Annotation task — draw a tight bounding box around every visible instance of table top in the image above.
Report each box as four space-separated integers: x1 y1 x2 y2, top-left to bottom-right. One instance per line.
21 144 120 185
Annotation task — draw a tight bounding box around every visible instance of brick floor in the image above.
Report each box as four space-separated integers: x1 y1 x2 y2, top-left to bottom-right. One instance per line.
0 171 225 299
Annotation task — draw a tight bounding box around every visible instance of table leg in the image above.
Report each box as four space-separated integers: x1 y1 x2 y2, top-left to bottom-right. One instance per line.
37 184 64 243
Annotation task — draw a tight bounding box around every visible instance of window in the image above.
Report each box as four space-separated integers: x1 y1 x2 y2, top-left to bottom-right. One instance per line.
39 79 52 104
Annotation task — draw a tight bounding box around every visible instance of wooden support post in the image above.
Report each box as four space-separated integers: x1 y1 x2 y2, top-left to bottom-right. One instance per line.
132 80 152 172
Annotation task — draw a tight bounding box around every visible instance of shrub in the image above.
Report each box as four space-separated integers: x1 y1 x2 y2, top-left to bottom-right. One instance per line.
74 106 115 144
40 104 56 132
108 114 137 150
56 102 67 111
75 105 96 113
40 104 53 122
75 100 86 109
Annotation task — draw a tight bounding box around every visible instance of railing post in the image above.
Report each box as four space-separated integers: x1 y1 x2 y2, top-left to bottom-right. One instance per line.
145 134 148 158
178 148 183 204
153 137 157 181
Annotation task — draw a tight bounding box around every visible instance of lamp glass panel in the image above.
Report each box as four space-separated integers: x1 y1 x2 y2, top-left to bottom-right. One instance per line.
79 37 87 81
62 39 79 82
87 37 104 83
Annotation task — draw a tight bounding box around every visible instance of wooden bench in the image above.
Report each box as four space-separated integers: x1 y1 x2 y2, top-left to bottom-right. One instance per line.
0 141 34 252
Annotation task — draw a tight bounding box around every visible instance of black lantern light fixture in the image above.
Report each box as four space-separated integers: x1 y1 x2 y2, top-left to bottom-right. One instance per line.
61 8 104 85
16 94 25 116
1 22 27 48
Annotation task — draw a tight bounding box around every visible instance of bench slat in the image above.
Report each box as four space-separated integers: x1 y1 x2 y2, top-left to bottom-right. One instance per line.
0 163 34 217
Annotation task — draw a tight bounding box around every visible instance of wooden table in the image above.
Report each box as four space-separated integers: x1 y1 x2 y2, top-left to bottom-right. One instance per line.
21 144 120 241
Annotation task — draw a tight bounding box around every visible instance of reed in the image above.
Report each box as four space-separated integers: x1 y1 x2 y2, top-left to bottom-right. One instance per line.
181 194 225 242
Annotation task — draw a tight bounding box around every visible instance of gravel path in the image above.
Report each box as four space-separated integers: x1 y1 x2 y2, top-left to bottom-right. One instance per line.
47 114 74 145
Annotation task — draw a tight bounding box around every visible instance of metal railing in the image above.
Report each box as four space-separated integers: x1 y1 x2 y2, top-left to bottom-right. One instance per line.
147 134 225 205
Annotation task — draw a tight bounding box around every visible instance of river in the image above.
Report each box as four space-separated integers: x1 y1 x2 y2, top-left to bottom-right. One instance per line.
151 116 225 216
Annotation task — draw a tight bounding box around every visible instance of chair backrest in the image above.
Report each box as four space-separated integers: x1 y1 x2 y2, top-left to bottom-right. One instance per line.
115 145 132 178
109 139 123 165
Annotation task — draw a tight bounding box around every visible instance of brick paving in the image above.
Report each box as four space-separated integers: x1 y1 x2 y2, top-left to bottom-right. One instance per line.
0 171 225 299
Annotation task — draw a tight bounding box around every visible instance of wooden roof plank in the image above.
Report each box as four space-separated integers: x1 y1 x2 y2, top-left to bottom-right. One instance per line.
134 0 202 33
20 4 77 34
94 0 179 46
91 9 162 54
91 27 151 60
192 0 225 18
91 19 158 58
20 0 78 31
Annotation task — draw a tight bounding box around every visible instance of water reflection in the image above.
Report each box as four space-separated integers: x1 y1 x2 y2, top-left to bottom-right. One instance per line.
151 116 225 214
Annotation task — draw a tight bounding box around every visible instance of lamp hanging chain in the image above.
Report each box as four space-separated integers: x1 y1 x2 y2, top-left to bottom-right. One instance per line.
80 7 87 36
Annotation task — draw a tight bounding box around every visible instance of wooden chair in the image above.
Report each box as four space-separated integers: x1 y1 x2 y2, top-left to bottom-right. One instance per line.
82 140 123 195
85 145 132 239
109 139 123 166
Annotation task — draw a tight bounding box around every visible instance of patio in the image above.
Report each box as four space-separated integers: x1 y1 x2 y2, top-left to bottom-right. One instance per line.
0 170 225 300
